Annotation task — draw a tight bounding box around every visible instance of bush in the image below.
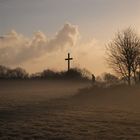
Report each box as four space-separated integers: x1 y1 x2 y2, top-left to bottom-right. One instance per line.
31 68 91 81
0 65 28 79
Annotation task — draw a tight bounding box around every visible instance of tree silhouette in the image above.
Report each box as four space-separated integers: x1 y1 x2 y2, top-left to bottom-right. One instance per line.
106 28 140 85
103 73 119 85
30 68 91 81
8 68 28 79
0 65 10 79
0 65 28 79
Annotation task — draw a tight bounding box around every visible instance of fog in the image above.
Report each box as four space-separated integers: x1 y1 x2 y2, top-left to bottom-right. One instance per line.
0 80 140 139
0 80 89 105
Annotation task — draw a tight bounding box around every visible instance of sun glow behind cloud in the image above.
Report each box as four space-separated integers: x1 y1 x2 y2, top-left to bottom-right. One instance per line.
0 23 107 75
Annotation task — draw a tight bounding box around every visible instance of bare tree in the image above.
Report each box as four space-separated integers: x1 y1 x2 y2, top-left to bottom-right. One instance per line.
106 28 140 85
103 73 119 85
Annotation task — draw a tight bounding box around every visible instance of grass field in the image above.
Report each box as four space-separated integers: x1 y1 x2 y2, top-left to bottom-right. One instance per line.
0 80 140 140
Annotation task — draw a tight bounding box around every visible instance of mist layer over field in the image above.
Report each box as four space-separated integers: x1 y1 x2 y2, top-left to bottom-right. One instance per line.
0 80 140 139
0 80 89 105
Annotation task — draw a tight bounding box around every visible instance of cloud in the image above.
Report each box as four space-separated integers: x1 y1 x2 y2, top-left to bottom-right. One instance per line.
0 23 79 65
0 23 107 75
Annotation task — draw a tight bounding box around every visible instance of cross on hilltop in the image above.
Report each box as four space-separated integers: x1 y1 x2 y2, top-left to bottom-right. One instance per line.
65 53 73 71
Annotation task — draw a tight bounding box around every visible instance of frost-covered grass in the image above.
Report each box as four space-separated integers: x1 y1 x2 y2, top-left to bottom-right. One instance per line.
0 80 140 140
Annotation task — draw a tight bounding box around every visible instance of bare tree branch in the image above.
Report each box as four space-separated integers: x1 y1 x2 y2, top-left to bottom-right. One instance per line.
106 28 140 85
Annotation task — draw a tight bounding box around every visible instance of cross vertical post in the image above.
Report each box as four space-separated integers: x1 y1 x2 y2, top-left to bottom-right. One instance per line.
65 53 73 71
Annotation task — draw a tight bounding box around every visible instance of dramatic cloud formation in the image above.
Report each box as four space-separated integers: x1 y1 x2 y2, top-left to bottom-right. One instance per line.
23 37 106 75
0 23 107 75
0 23 79 65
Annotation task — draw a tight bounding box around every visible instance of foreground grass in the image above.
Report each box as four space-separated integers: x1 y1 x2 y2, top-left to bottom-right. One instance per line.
0 81 140 140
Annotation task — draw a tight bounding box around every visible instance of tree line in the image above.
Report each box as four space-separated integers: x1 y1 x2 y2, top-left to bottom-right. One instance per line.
0 65 28 79
0 65 91 81
0 64 128 86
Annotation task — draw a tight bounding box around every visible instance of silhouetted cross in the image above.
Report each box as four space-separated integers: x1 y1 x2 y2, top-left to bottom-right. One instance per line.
65 53 73 71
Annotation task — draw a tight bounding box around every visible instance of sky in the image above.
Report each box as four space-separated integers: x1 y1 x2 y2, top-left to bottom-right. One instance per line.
0 0 140 75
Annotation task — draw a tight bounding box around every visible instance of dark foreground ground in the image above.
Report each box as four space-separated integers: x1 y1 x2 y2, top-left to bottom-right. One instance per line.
0 80 140 140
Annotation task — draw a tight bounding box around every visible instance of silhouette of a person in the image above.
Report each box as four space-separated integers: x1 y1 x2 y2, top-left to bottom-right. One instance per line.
92 74 95 84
